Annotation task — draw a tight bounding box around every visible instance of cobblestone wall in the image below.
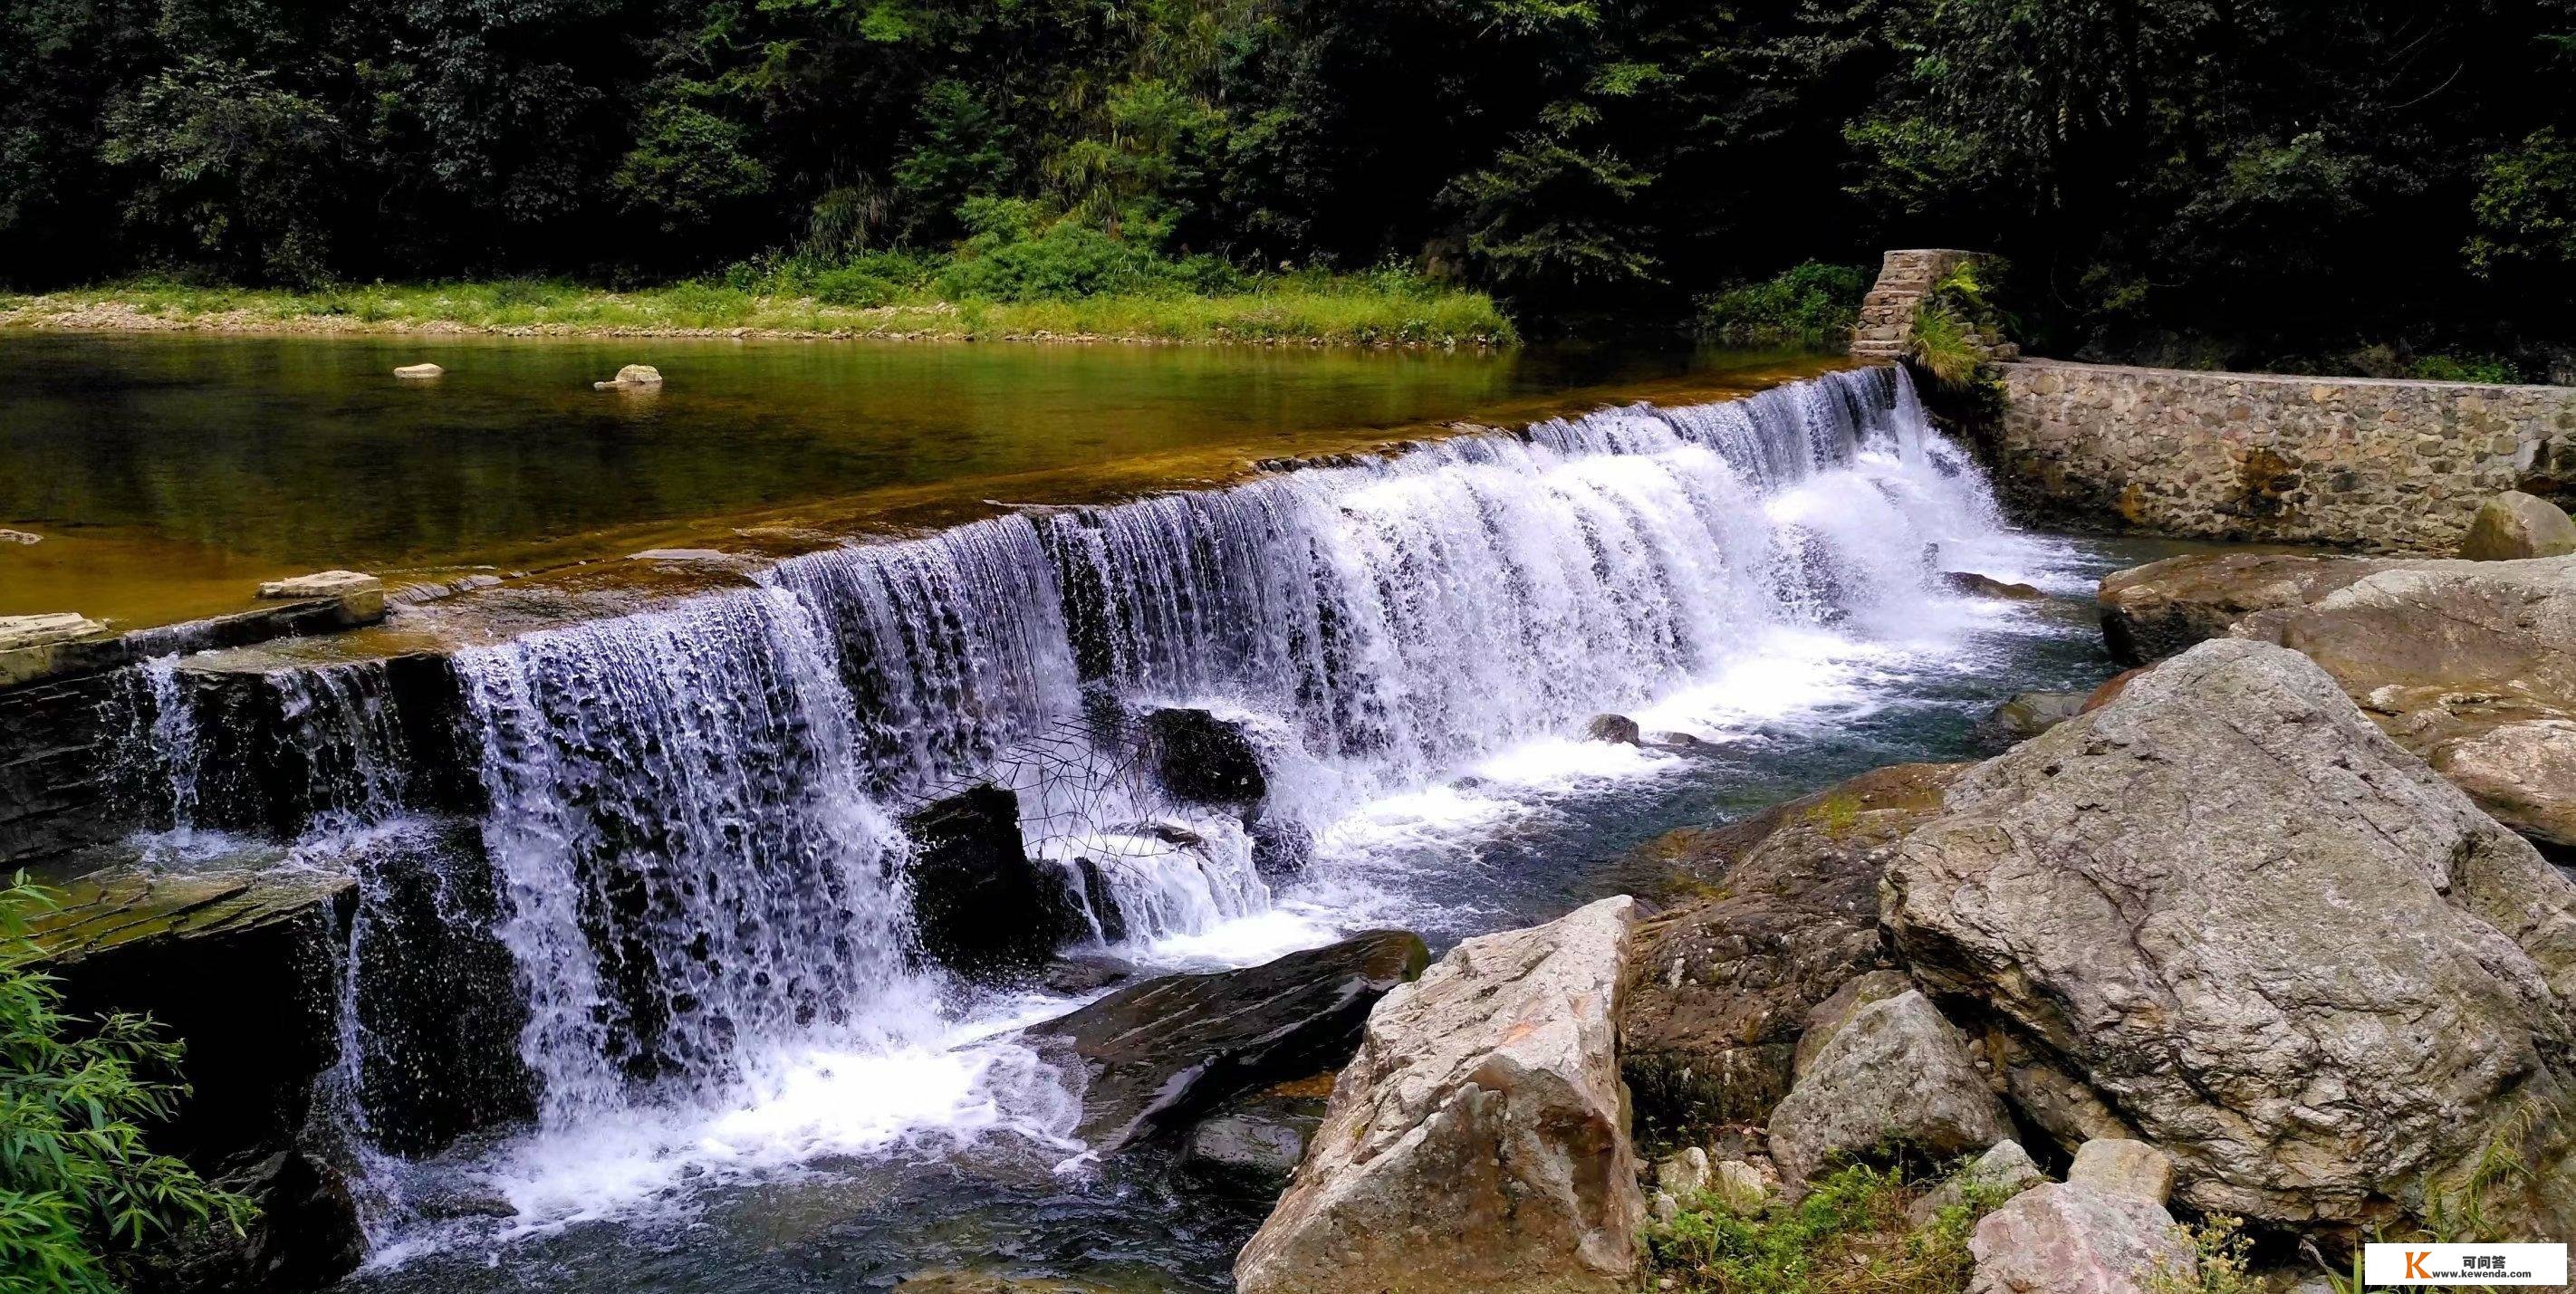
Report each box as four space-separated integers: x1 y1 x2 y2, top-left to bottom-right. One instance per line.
1994 359 2576 551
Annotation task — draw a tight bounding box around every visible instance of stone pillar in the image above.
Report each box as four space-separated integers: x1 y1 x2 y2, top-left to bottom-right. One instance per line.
1850 249 2019 361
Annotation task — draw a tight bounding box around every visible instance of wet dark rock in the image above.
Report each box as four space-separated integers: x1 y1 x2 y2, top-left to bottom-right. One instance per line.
1943 571 2047 600
1584 714 1642 744
0 666 135 866
1617 762 1967 1140
1036 953 1133 997
38 867 362 1293
341 822 535 1155
1184 1078 1331 1194
1027 930 1428 1152
902 785 1090 983
1145 708 1268 808
144 1145 367 1294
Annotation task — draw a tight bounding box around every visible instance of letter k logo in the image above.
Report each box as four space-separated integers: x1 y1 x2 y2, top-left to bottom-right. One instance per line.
2407 1251 2432 1280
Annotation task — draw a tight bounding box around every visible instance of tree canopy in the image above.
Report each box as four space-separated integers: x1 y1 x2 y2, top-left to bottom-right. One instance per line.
4 0 2573 367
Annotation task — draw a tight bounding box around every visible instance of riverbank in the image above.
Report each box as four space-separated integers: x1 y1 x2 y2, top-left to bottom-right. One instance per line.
0 274 1516 349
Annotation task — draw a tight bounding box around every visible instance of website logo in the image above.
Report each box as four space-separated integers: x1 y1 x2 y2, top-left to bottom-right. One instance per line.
2363 1243 2569 1286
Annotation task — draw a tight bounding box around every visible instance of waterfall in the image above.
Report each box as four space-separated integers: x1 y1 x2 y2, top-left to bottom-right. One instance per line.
105 364 2026 1235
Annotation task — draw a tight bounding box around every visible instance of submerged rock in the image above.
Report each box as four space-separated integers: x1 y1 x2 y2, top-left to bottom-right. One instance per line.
901 785 1089 983
1618 763 1962 1137
1766 990 2011 1187
1028 930 1426 1152
1235 896 1644 1294
391 362 444 379
253 570 388 626
1887 638 2576 1232
2461 490 2576 561
1183 1079 1331 1193
1585 713 1642 744
0 527 40 543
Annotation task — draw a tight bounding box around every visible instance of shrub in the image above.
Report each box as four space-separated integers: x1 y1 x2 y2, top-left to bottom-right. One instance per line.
0 877 254 1290
1697 263 1872 349
2409 353 2520 384
937 219 1170 302
1646 1163 1994 1294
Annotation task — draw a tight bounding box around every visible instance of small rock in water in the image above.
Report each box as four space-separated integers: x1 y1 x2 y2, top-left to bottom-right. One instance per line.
1586 713 1642 744
256 570 385 600
1943 570 2047 600
0 528 40 544
593 363 664 390
392 362 444 379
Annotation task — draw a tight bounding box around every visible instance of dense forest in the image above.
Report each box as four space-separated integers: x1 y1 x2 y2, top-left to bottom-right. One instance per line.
5 0 2575 369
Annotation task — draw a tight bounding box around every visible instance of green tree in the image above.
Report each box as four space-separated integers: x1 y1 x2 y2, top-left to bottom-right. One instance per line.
101 57 347 284
0 877 253 1291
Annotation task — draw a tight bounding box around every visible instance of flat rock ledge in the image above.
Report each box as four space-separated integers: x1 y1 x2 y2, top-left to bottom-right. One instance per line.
1236 896 1645 1294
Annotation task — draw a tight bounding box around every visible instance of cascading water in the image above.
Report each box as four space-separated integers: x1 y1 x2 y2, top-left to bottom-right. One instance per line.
111 365 2075 1267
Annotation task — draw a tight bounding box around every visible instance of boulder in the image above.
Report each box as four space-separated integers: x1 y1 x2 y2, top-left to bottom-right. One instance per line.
1908 1140 2046 1227
2429 719 2576 849
593 363 663 390
1766 990 2012 1187
1978 691 2089 743
1654 1146 1714 1203
0 612 114 689
1791 969 1913 1079
1619 763 1964 1137
1887 639 2576 1232
1585 713 1642 744
1028 931 1427 1151
901 785 1090 982
2067 1139 2176 1207
2095 551 2402 665
2461 491 2576 561
2232 557 2576 854
1967 1184 2196 1294
391 362 444 379
1945 571 2048 600
1235 896 1645 1294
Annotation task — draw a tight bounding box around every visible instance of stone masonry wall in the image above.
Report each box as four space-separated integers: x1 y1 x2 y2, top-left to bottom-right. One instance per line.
1994 359 2576 552
1850 249 2018 362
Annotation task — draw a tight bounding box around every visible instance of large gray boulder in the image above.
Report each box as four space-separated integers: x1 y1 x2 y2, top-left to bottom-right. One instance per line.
2431 719 2576 849
1766 989 2012 1186
1968 1184 2196 1294
1887 638 2576 1232
1235 896 1645 1294
2461 490 2576 561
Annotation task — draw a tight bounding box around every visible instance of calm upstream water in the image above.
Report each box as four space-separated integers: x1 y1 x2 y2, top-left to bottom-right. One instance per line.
19 340 2205 1293
0 333 1838 627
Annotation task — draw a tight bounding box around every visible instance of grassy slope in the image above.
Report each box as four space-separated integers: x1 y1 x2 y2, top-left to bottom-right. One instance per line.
0 275 1517 348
